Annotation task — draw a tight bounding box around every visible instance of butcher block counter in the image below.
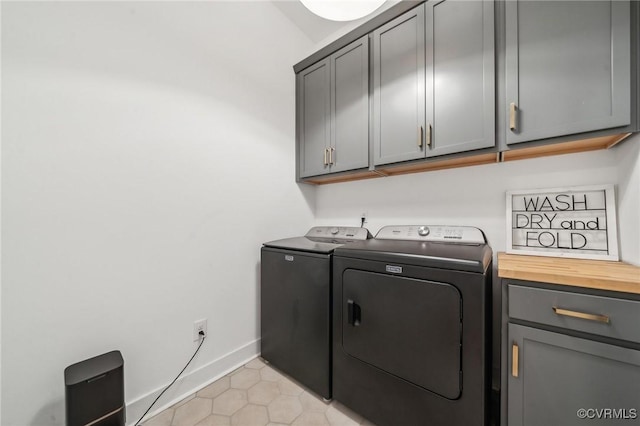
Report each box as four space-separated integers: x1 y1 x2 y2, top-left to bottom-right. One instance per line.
497 252 640 294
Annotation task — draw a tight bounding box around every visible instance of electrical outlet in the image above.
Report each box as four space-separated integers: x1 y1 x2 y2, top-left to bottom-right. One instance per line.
193 319 207 341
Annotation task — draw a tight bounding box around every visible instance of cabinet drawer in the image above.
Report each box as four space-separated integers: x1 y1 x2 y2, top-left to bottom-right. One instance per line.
509 284 640 343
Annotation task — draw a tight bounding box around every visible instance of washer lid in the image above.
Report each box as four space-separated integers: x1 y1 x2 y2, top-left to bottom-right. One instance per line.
263 226 372 254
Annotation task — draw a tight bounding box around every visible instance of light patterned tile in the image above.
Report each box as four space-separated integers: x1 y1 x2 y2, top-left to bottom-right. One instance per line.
228 366 245 376
212 389 248 416
143 408 174 426
248 381 281 406
267 395 303 424
326 402 362 426
299 391 330 413
141 359 376 426
260 366 284 382
194 414 231 426
277 377 304 396
172 394 196 409
198 377 230 399
245 357 266 369
230 368 261 389
172 397 213 426
292 411 330 426
231 404 269 426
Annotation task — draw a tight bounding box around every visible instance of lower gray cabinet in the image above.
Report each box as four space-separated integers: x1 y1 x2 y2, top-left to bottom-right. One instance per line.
506 281 640 426
508 323 640 426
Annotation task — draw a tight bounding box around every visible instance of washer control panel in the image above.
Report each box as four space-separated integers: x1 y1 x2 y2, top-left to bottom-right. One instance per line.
306 226 371 241
375 225 486 244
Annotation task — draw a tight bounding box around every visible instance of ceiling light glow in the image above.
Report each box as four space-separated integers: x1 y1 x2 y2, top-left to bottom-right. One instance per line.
300 0 387 22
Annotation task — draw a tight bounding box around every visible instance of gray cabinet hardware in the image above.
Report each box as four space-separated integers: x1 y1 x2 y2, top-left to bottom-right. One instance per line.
552 306 610 324
509 103 517 132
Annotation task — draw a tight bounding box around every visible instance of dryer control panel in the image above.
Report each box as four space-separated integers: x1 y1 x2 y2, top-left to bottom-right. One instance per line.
375 225 486 244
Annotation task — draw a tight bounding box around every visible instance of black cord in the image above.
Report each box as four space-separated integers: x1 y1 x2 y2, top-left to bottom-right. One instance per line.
135 333 206 426
360 216 365 228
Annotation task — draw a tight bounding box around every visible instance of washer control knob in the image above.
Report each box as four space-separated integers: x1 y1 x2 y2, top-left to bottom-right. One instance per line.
418 226 430 236
330 227 339 235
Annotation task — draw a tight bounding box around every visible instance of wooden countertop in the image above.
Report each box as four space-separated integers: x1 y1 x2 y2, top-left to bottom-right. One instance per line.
497 252 640 295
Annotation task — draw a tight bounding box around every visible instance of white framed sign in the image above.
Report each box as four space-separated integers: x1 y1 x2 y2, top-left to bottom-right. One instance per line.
506 184 618 261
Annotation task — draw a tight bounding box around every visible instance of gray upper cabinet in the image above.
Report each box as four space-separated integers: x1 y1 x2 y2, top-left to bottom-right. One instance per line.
505 0 631 145
330 37 369 174
298 58 331 178
372 4 426 166
373 1 495 167
425 0 495 157
298 37 369 178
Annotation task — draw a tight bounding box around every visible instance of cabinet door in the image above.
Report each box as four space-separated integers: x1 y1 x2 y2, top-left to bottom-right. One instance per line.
505 1 631 145
426 0 495 157
298 58 331 178
372 4 426 166
330 36 369 174
508 324 640 426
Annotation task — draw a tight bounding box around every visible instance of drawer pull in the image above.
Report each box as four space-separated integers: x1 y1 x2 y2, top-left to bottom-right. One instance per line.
509 102 518 131
512 343 519 377
323 148 328 166
417 126 423 148
552 307 610 324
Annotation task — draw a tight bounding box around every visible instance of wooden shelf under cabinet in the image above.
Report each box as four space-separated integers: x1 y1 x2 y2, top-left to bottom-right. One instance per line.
301 132 634 185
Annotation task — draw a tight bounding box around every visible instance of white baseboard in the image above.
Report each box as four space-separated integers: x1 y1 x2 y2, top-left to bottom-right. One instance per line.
126 338 260 426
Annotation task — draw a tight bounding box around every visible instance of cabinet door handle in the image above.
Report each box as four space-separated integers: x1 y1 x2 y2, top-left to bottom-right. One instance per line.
552 307 610 324
512 343 519 377
426 123 432 147
509 103 518 131
417 126 423 148
323 148 328 166
329 147 334 165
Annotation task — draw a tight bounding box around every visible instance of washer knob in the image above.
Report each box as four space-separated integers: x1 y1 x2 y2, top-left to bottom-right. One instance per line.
330 227 339 235
418 226 430 236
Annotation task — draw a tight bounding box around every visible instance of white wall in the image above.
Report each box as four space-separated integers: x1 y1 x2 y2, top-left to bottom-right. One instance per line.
3 1 639 424
314 136 640 385
616 133 640 266
1 2 314 424
314 144 639 261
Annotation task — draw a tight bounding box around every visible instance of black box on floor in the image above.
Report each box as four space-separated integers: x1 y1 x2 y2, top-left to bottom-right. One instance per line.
64 350 125 426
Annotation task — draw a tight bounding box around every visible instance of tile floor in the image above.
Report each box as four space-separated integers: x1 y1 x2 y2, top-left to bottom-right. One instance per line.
142 357 375 426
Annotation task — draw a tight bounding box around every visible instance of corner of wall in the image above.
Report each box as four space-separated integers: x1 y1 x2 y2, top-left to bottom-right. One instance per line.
615 134 640 265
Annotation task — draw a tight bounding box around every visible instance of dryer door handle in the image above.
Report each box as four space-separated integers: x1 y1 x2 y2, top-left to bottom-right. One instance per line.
347 299 361 326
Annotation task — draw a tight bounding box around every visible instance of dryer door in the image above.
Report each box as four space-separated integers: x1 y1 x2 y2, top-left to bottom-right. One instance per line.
341 269 462 399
